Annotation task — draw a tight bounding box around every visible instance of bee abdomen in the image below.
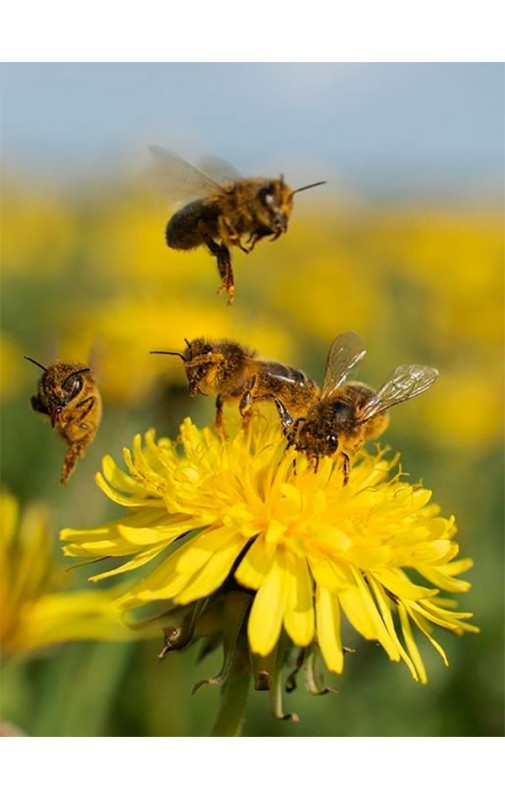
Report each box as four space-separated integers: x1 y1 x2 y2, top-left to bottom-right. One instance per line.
263 361 314 388
166 200 219 250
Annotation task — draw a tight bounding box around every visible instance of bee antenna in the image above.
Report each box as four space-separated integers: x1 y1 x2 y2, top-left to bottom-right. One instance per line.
67 368 91 380
24 355 47 371
291 180 327 197
150 350 187 362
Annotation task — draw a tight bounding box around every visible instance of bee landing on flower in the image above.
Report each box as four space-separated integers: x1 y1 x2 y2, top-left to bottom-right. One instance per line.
61 416 478 723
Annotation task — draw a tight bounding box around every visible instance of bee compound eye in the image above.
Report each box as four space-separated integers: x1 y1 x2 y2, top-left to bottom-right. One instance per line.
63 372 86 398
65 376 83 399
327 433 338 449
259 186 275 206
191 365 206 383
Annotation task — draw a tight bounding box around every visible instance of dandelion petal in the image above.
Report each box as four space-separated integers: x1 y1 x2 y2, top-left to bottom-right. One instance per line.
248 554 288 656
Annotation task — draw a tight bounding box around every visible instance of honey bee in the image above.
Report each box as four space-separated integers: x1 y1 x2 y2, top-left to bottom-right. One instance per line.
150 146 326 303
24 356 102 484
150 337 319 432
274 331 439 482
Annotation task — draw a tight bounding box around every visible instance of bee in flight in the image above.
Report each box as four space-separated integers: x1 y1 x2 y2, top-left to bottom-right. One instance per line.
150 337 319 432
25 357 102 484
150 146 326 303
274 331 439 482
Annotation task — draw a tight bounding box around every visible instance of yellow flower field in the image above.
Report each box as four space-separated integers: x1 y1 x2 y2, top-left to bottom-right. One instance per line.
1 175 503 736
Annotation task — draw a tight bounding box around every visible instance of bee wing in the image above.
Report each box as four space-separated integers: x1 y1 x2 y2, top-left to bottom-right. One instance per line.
149 146 225 203
321 331 367 399
198 156 242 184
356 364 439 423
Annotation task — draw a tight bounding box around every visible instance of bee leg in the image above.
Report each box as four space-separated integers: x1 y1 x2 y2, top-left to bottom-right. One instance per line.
219 217 247 252
274 400 302 474
245 228 273 253
289 416 305 445
274 397 294 436
285 416 306 456
232 234 250 255
217 250 235 304
244 232 257 252
215 395 226 437
341 452 350 485
200 227 235 302
236 232 259 254
74 395 96 427
239 376 257 430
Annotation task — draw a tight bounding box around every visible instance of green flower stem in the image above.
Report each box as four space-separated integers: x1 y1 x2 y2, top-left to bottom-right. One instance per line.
212 643 251 737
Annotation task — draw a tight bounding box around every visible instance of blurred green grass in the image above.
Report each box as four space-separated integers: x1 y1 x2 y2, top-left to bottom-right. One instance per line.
1 176 503 736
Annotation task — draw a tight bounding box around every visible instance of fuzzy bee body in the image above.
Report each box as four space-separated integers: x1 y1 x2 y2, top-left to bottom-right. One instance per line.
26 358 102 484
290 382 389 477
166 198 222 251
151 338 319 432
275 332 439 482
151 147 325 302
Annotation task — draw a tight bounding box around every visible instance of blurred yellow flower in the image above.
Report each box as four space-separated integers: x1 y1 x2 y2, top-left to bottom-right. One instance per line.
61 416 477 686
423 364 504 449
0 492 142 655
3 177 502 453
248 213 385 344
1 181 77 278
88 190 208 288
366 205 504 351
0 333 24 401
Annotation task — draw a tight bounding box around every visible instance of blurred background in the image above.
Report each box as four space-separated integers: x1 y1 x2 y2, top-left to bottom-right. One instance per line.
1 62 503 736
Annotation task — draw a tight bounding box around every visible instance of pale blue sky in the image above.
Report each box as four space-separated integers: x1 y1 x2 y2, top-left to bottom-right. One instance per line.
1 63 503 196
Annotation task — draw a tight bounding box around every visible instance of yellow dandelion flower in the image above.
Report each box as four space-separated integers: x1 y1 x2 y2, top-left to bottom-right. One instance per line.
0 492 144 655
61 416 477 697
